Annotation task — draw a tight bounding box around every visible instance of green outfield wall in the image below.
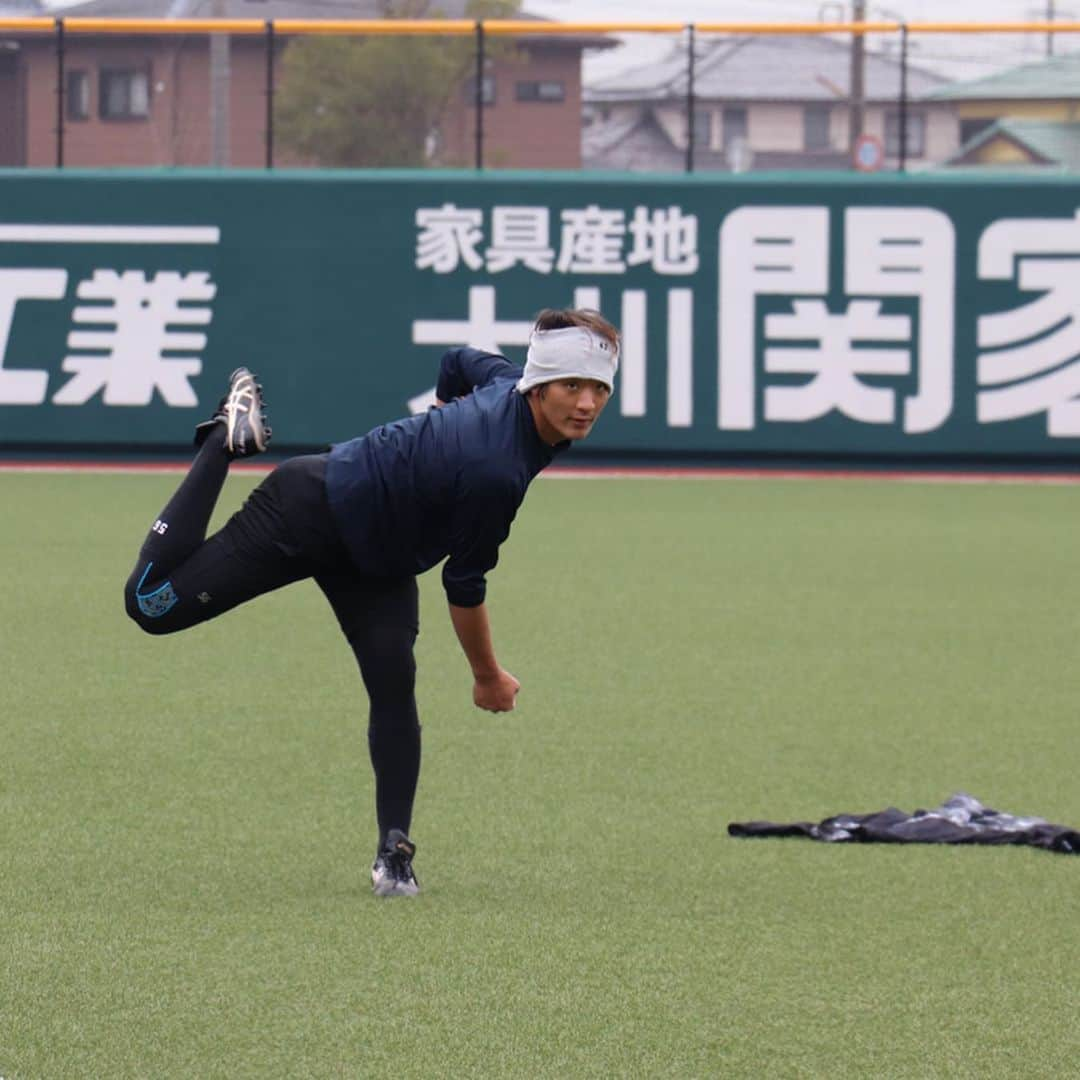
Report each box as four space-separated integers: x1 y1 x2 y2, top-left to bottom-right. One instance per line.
0 168 1078 461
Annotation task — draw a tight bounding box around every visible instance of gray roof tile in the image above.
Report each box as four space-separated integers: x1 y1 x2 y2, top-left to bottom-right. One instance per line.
928 54 1080 101
587 33 945 103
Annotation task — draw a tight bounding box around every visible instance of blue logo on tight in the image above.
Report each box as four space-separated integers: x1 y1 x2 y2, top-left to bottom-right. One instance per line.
135 562 179 618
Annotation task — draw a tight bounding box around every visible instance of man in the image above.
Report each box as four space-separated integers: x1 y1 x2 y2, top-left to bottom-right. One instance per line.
124 307 619 897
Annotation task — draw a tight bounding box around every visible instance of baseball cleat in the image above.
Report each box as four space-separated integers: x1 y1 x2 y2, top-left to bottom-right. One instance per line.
371 829 420 897
194 367 271 458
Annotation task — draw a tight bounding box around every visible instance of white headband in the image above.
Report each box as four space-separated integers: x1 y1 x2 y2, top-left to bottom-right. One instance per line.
516 326 619 394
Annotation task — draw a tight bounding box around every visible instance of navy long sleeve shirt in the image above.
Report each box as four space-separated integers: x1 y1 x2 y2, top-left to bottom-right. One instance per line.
325 347 568 607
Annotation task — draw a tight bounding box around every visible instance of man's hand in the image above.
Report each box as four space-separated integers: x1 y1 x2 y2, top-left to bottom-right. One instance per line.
448 601 519 712
473 668 521 712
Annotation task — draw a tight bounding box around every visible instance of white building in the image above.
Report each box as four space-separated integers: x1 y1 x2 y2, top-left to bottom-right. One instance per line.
584 33 960 172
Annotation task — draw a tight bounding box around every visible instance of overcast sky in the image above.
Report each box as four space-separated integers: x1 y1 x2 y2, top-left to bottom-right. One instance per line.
523 0 1079 80
38 0 1079 80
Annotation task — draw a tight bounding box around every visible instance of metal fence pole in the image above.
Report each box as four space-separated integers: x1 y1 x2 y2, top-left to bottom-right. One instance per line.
474 20 484 170
849 0 866 165
265 20 274 169
899 22 909 172
55 17 64 168
685 23 695 173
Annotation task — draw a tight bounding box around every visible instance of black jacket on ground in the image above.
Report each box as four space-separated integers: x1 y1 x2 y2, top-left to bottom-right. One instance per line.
729 793 1080 854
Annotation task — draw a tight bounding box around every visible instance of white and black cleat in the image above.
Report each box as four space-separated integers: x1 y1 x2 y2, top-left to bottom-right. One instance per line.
222 367 271 458
371 829 420 897
193 367 271 457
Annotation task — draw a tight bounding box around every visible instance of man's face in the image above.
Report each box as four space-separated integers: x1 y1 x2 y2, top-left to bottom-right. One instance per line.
532 378 612 444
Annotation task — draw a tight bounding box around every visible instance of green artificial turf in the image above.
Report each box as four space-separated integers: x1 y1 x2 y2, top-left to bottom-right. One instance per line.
2 470 1079 1078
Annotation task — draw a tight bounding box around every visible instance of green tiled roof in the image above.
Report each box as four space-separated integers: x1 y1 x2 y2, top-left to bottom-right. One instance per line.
928 54 1080 101
947 119 1080 168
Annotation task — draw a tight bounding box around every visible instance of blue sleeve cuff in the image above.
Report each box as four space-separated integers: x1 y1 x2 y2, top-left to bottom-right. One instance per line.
437 347 520 401
442 565 487 608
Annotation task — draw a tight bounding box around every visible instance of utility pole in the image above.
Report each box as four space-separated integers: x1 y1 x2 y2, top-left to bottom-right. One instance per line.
210 0 230 166
848 0 866 163
1028 0 1072 56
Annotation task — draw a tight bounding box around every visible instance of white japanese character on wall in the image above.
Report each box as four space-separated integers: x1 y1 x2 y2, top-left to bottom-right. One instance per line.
764 299 911 423
52 270 215 407
845 208 955 434
0 268 67 405
408 285 535 412
485 206 554 273
415 204 484 273
412 284 532 354
976 210 1080 437
718 206 828 431
556 205 626 274
718 205 955 433
627 206 699 275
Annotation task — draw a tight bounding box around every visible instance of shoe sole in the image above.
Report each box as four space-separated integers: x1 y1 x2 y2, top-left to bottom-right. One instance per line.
371 878 420 897
371 868 420 897
372 881 420 897
224 369 269 456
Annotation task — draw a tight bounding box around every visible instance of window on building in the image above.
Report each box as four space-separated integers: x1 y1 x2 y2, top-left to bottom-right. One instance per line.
722 106 748 149
515 80 565 103
99 67 150 120
691 108 712 151
463 74 495 106
66 70 89 122
885 111 926 158
804 104 831 150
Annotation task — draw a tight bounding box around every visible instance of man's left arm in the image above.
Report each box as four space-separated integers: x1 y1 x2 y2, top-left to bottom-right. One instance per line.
442 471 522 710
436 347 521 404
447 601 520 712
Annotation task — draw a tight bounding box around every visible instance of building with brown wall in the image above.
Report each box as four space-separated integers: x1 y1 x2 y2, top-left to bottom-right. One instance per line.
0 0 612 168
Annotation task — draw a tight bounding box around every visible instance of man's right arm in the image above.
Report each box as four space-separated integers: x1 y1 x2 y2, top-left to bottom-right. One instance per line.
448 601 520 712
436 347 521 404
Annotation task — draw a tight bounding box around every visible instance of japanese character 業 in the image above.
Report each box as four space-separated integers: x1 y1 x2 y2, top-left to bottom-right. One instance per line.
52 270 215 407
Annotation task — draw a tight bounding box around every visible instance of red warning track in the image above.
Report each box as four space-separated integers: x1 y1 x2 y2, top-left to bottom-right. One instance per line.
547 466 1080 485
3 459 1080 485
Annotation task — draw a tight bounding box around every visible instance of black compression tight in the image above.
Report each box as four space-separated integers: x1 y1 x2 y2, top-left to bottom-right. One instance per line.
124 434 423 848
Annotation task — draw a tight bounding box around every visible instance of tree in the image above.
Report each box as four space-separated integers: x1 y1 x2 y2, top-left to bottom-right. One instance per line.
276 0 521 168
